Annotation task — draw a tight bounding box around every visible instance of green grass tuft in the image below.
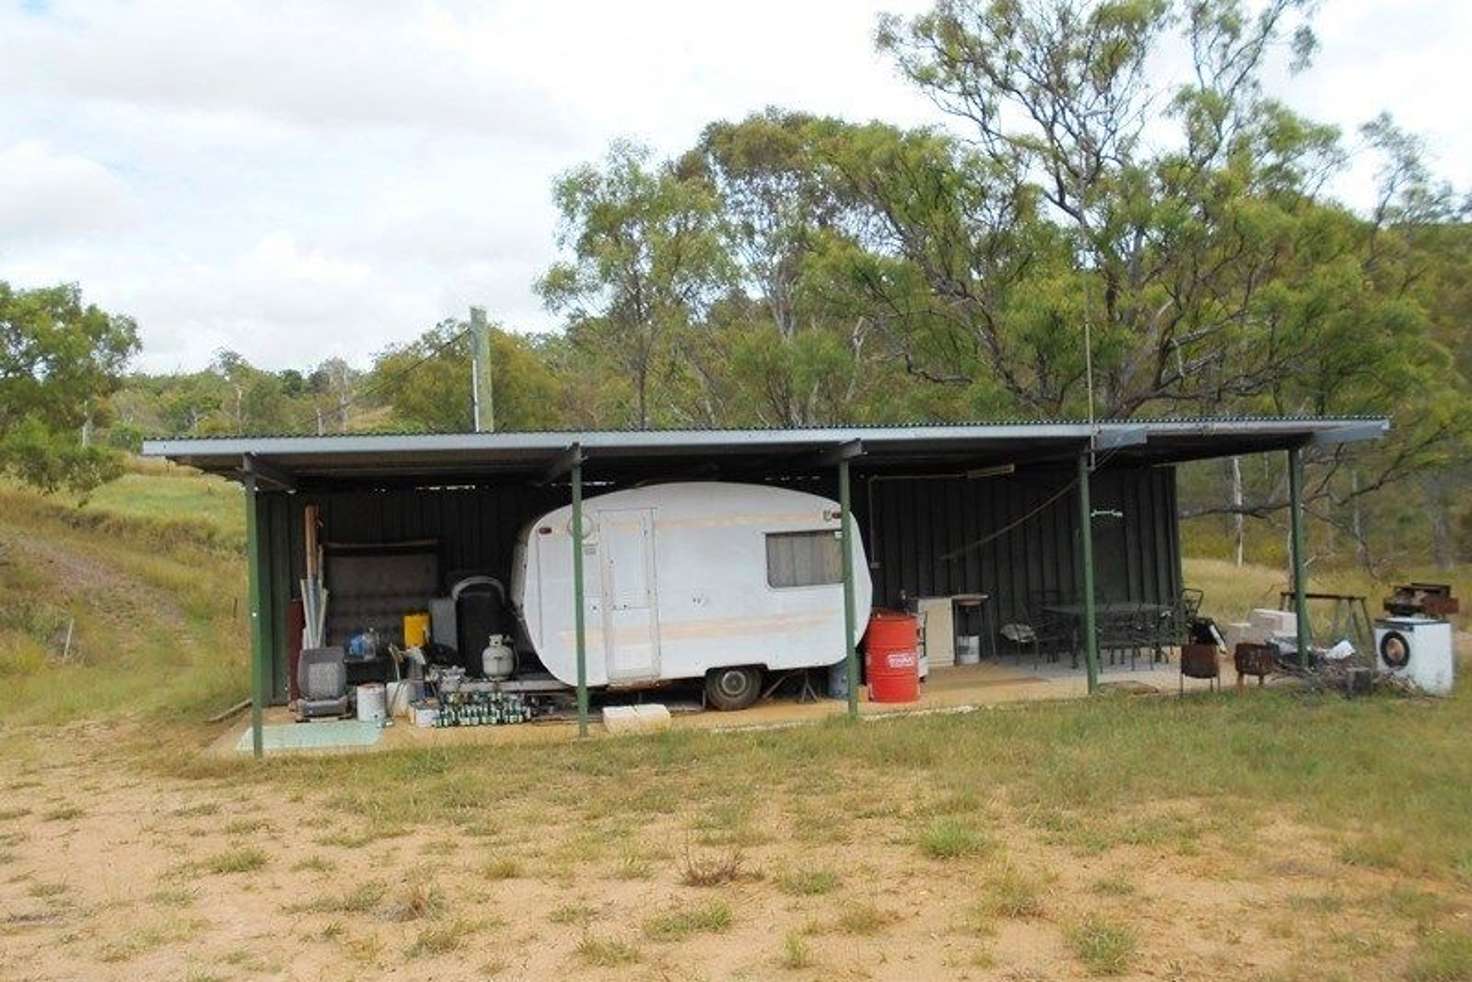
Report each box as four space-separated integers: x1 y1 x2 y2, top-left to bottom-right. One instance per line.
918 817 990 859
1407 931 1472 982
779 932 812 970
643 900 732 941
1067 915 1138 976
198 846 267 875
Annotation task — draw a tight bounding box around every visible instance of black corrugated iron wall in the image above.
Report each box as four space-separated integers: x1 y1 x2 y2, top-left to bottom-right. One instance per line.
251 464 1182 704
853 465 1183 627
251 485 566 703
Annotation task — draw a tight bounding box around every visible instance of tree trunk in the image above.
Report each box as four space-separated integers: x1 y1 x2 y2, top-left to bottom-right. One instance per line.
1424 475 1454 571
1350 469 1368 569
1230 455 1244 567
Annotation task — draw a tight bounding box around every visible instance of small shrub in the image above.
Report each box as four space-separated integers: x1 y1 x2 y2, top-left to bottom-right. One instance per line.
1067 915 1138 976
1407 931 1472 982
574 935 639 967
918 817 989 860
777 869 839 896
43 805 85 822
679 843 747 887
643 900 732 941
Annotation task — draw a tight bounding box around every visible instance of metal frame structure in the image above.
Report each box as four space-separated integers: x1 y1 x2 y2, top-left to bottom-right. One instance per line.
143 417 1388 758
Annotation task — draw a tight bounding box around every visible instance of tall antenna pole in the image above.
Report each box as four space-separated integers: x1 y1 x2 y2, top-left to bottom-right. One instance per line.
470 306 493 433
1083 316 1097 469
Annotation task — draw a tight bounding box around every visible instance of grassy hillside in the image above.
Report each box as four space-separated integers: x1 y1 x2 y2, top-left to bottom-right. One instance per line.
0 470 246 724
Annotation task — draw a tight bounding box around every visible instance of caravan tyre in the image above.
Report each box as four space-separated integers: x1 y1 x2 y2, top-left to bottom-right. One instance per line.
705 666 762 711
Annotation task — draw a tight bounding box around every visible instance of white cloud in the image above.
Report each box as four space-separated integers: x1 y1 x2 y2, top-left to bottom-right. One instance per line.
0 0 1466 374
0 140 137 241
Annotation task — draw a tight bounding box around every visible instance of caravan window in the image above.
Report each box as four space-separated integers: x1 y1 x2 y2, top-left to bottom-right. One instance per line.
766 530 843 588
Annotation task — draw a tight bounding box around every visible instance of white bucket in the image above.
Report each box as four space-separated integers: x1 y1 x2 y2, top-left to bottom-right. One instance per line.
384 680 419 717
355 683 386 723
956 636 981 665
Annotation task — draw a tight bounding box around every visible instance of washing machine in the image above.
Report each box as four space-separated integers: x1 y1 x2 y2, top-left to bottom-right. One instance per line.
1374 616 1455 696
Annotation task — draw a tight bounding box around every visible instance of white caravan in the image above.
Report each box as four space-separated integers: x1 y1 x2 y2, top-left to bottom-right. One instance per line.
511 482 873 709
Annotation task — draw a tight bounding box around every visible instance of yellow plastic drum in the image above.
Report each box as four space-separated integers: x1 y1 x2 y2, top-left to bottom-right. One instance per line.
402 612 430 648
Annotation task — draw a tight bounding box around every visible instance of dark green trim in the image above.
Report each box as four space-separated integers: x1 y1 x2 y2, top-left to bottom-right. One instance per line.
1077 453 1100 693
244 474 266 759
1288 447 1311 658
839 458 858 719
571 453 588 737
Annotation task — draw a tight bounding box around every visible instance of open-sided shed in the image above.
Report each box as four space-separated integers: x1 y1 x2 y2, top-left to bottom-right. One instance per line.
144 416 1388 755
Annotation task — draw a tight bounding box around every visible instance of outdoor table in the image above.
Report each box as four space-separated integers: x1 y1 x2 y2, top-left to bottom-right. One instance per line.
1042 602 1173 666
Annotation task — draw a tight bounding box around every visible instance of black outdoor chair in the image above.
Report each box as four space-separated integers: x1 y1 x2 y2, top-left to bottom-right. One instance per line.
1002 591 1073 668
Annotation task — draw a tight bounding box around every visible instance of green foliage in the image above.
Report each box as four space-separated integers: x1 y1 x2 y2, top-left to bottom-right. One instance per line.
0 282 138 493
538 140 732 428
370 318 563 432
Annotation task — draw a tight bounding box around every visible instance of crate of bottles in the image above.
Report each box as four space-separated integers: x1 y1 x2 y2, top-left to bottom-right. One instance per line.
434 689 538 727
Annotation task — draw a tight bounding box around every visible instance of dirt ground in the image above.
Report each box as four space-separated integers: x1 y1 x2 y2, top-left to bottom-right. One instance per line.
2 718 1467 982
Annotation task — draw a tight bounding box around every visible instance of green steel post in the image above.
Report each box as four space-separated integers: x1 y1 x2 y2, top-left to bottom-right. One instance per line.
839 458 858 719
244 474 265 759
571 453 588 737
1077 452 1100 694
1288 446 1311 662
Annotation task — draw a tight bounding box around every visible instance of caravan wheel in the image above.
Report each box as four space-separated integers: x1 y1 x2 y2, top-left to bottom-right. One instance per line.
705 666 762 711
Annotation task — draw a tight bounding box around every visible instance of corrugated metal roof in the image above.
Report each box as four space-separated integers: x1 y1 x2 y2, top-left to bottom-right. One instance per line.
141 416 1389 486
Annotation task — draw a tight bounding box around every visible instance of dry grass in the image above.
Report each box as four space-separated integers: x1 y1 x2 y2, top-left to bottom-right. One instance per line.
574 935 640 967
679 842 748 887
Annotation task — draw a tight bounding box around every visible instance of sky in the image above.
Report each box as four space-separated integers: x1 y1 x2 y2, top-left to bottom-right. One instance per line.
1 0 1469 374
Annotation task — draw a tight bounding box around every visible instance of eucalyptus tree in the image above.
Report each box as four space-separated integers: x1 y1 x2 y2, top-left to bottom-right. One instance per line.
0 282 138 493
538 141 732 429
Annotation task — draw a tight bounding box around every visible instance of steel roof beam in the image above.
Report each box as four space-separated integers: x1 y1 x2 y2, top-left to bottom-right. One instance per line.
540 443 585 485
1308 421 1391 447
241 453 296 492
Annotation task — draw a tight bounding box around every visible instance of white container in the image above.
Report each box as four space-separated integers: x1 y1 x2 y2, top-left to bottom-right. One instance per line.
956 635 981 665
384 680 419 717
355 683 386 723
482 634 516 680
411 704 438 728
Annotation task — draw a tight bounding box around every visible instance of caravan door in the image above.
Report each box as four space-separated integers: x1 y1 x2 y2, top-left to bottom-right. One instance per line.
597 508 660 682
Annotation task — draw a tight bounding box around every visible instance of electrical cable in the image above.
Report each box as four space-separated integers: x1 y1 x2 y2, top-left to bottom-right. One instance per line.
291 324 473 434
938 445 1125 563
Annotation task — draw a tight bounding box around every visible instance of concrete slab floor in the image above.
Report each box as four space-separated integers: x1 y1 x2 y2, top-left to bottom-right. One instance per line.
214 656 1220 756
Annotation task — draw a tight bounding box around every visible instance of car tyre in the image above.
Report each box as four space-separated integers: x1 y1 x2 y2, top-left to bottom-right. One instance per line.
704 666 762 711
